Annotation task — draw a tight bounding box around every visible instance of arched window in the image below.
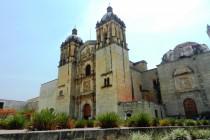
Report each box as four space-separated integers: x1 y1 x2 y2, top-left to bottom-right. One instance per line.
0 102 4 109
139 85 142 92
104 77 110 87
153 79 157 88
126 113 132 118
59 90 64 96
85 65 91 76
107 78 110 86
103 27 108 41
104 78 107 86
154 110 158 118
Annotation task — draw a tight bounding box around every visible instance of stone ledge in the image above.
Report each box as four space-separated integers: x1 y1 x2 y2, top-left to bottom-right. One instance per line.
0 126 210 140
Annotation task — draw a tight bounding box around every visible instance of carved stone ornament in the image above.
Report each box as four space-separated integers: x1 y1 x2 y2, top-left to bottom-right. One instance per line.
174 67 195 92
83 80 91 92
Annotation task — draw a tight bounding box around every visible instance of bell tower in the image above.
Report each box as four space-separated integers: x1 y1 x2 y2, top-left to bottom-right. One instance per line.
56 28 83 115
95 6 132 115
96 6 127 49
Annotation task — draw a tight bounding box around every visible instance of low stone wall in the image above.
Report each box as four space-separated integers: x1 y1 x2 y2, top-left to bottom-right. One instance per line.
0 126 210 140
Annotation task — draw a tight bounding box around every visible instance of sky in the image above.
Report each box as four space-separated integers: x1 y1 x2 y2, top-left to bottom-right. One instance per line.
0 0 209 101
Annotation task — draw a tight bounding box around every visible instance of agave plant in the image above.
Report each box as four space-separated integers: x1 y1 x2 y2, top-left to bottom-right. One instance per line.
75 120 86 128
55 113 69 129
190 129 210 139
97 112 120 128
128 112 152 127
32 109 56 130
131 132 152 140
162 129 191 140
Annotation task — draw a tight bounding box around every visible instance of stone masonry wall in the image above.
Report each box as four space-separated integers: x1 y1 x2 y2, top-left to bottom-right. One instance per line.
0 126 210 140
0 99 26 111
118 101 165 119
130 68 142 101
158 52 210 116
39 79 57 111
96 44 132 115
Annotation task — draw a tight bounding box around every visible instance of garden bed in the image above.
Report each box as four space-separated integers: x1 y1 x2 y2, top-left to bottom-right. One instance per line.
1 110 210 139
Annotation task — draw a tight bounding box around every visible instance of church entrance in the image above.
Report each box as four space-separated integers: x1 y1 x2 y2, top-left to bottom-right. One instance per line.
183 98 198 118
83 104 91 119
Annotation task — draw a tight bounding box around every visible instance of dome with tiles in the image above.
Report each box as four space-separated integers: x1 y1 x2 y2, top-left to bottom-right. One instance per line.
61 28 83 46
162 42 209 63
96 6 125 28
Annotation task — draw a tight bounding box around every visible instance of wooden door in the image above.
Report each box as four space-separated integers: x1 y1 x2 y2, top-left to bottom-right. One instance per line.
83 104 91 119
183 98 198 118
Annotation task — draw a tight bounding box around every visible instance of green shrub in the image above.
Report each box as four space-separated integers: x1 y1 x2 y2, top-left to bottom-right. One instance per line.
200 120 210 125
128 112 152 127
55 113 68 129
159 118 176 126
190 129 210 139
97 112 120 128
5 114 25 129
197 120 210 126
74 119 95 128
151 118 159 126
159 119 170 126
175 119 185 126
196 120 202 126
86 120 94 128
184 119 197 126
93 120 100 127
75 120 86 128
162 129 191 140
32 109 56 130
0 119 8 129
131 132 152 140
168 118 176 126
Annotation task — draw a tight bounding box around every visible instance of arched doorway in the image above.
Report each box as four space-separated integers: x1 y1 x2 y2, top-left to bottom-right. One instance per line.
83 104 91 119
183 98 198 118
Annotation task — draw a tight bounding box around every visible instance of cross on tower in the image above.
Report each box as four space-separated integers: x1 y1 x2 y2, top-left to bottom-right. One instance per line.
108 0 111 6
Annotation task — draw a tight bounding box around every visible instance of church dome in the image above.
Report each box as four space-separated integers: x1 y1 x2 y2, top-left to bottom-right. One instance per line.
162 42 209 63
61 28 83 46
96 6 126 28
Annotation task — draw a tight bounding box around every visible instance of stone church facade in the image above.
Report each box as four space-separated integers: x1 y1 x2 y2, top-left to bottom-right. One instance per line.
38 6 210 119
